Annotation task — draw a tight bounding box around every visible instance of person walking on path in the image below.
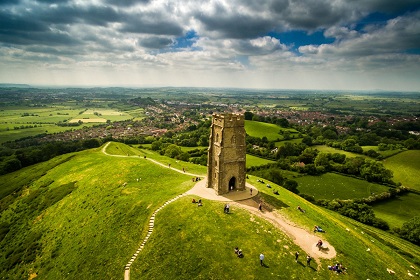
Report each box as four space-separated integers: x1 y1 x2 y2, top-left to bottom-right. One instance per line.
306 255 312 267
260 253 265 266
258 203 262 211
250 188 253 195
295 252 299 262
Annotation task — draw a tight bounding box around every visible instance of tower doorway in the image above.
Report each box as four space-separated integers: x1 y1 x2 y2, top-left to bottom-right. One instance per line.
229 177 236 191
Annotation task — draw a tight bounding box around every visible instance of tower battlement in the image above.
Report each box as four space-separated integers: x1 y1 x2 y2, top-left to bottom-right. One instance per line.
212 113 244 128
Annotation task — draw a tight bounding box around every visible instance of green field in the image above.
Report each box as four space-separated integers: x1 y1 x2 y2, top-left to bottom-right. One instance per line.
313 145 367 158
373 192 420 228
295 173 389 200
362 146 404 158
246 154 276 168
0 143 418 279
0 105 133 143
245 120 298 141
383 150 420 191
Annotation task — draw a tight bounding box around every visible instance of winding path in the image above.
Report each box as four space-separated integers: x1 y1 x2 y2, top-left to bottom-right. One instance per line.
100 142 336 280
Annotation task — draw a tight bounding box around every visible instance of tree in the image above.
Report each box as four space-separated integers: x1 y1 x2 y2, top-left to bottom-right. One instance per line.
398 216 420 245
314 152 330 170
244 111 254 120
283 180 299 193
82 139 101 149
344 157 365 175
301 136 313 146
277 118 289 128
164 144 182 158
360 159 393 183
151 141 161 151
322 129 338 139
299 148 318 164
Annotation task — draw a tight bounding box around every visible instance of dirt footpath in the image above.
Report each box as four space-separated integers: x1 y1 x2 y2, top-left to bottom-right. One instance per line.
187 178 337 262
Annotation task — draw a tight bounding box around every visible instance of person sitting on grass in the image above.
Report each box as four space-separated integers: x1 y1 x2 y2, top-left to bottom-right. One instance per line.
234 247 243 258
297 206 305 213
314 225 325 232
316 240 323 250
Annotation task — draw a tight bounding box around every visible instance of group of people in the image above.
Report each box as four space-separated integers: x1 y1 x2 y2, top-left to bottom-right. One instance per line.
234 247 244 258
328 263 346 274
294 252 312 266
191 198 202 206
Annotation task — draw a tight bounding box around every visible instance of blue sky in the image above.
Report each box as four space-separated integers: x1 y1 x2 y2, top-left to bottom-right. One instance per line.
0 0 419 91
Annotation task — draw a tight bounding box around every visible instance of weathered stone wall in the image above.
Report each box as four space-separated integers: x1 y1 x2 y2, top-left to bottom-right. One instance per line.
207 113 246 195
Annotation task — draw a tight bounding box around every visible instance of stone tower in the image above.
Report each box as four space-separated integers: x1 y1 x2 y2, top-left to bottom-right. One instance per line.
207 113 246 195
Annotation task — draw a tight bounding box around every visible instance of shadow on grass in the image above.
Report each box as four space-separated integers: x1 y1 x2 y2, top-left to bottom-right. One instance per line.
307 265 317 271
258 192 290 210
261 263 270 268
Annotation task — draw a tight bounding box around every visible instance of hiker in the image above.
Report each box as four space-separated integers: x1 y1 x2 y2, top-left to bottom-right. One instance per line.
295 252 299 262
306 255 312 266
168 163 171 168
250 188 253 195
258 203 262 211
183 168 185 173
259 253 265 266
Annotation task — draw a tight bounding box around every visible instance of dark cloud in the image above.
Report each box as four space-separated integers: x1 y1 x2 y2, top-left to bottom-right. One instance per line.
0 29 80 46
0 11 47 33
0 0 20 5
39 5 122 26
282 0 348 29
196 13 274 39
120 14 183 36
35 0 71 3
139 37 174 49
360 0 420 14
104 0 150 7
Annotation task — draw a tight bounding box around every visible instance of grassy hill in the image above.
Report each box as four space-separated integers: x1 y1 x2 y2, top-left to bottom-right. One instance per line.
295 173 389 200
383 150 420 191
0 142 418 279
245 120 299 141
312 145 367 158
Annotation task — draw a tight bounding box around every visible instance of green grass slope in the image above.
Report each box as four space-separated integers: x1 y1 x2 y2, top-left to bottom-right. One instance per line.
295 173 389 200
245 121 298 141
0 143 418 279
373 192 420 228
383 150 420 191
0 143 196 279
246 154 276 168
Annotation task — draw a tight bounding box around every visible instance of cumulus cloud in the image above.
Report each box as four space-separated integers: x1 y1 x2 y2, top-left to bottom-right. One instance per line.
0 0 419 90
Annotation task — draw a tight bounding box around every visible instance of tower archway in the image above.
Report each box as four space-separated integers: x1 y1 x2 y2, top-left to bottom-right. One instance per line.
229 177 236 191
